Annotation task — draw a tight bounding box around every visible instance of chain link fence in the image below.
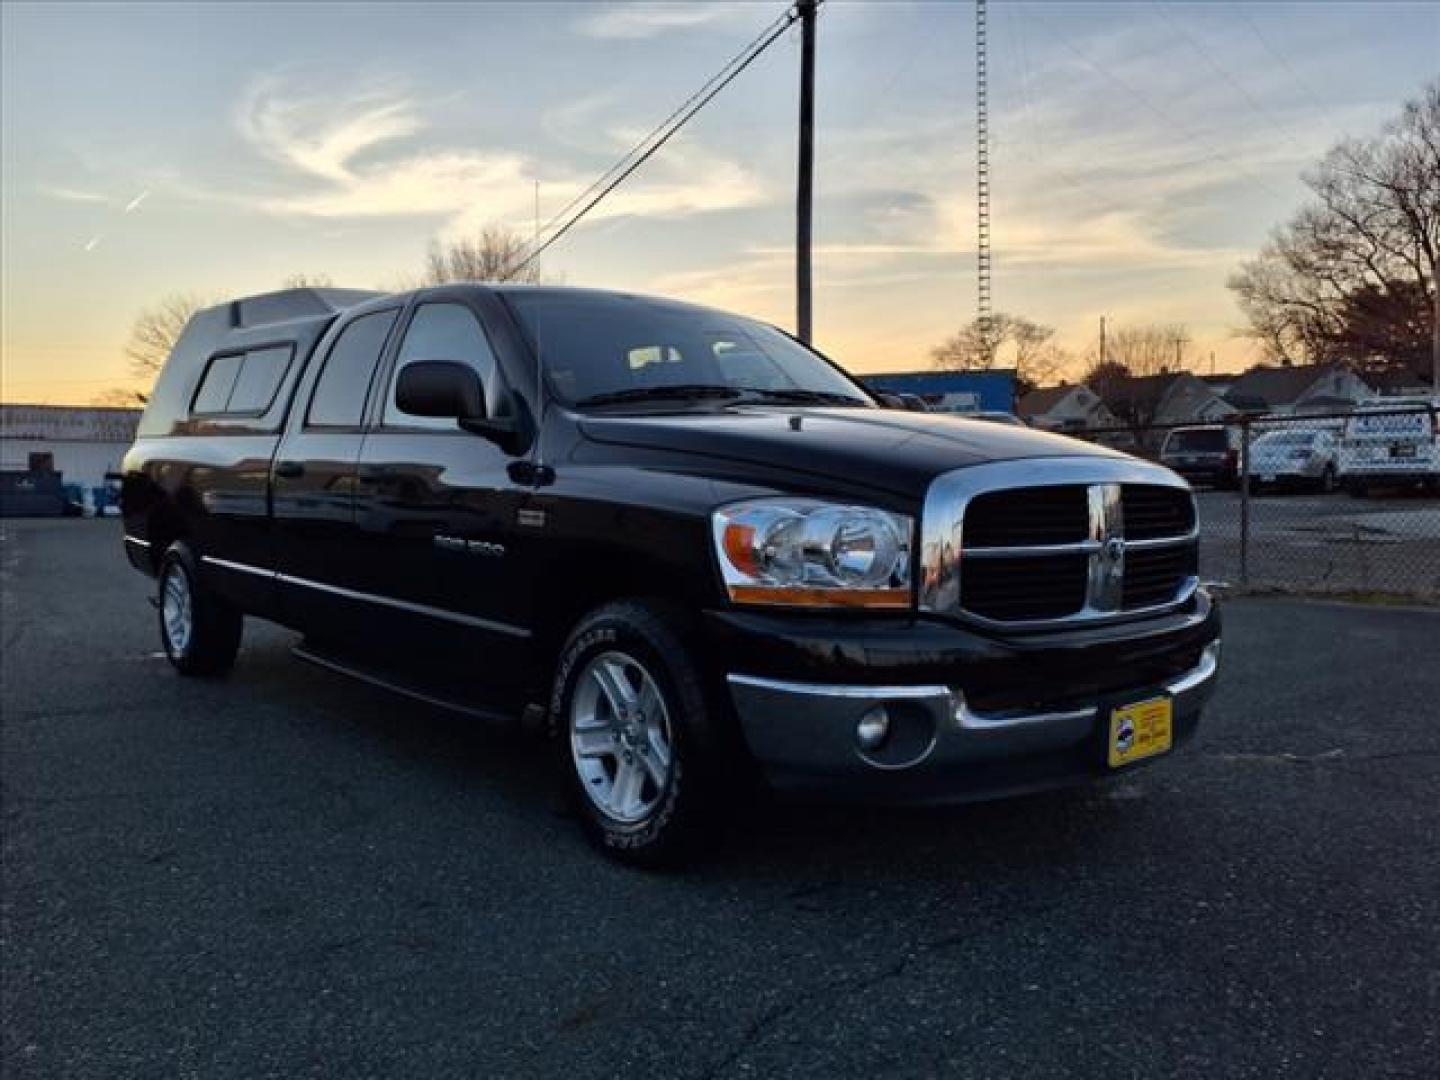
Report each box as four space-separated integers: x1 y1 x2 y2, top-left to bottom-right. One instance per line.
1072 404 1440 602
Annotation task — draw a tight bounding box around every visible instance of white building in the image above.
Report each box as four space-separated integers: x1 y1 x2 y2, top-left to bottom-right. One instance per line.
0 404 141 489
1017 384 1117 432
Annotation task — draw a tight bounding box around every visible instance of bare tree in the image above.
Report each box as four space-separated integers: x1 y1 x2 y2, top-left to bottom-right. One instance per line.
1100 323 1191 378
1230 78 1438 386
931 313 1070 394
423 224 547 285
124 293 207 379
124 273 343 385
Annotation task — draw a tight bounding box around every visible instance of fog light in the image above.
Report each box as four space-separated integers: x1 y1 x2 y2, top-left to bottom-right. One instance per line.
856 706 890 750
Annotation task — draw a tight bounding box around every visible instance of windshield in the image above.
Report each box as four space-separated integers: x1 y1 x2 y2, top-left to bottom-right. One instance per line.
502 290 872 408
1165 429 1228 452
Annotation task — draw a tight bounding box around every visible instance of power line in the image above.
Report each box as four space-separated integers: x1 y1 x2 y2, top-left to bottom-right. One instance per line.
504 2 807 278
1040 23 1290 202
1237 8 1329 114
524 5 800 254
1147 2 1314 161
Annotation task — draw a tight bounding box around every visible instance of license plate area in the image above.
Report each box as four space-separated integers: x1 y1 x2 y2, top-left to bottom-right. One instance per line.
1106 696 1173 768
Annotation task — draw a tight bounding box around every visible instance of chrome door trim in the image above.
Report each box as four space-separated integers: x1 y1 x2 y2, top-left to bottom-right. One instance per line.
200 555 531 638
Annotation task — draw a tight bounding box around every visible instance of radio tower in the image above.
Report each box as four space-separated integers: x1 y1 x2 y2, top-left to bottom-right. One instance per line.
975 0 993 359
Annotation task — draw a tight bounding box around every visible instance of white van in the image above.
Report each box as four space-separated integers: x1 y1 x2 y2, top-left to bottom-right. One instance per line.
1337 398 1440 495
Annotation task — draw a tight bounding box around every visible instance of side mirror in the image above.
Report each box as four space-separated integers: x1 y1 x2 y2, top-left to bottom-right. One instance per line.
395 360 485 420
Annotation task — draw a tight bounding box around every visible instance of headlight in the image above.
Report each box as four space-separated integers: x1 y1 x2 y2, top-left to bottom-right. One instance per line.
712 499 912 608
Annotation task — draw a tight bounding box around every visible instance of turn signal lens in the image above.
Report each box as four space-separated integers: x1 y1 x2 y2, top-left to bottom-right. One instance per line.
712 499 912 608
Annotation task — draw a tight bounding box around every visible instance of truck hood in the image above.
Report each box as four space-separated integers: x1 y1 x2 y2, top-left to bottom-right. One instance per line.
577 407 1125 498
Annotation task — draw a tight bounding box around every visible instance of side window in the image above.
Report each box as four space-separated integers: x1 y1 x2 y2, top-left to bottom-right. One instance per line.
307 310 399 428
226 346 292 414
192 354 243 414
191 346 294 417
385 303 500 430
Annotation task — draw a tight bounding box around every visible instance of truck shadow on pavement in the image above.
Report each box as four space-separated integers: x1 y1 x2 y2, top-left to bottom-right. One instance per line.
229 631 1150 888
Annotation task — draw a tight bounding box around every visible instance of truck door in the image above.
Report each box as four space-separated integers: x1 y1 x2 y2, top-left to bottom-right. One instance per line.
351 295 533 695
271 306 400 639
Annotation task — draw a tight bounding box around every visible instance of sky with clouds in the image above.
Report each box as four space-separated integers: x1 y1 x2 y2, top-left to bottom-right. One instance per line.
2 1 1437 404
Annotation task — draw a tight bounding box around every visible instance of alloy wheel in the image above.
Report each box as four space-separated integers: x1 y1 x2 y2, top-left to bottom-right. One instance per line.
569 650 675 824
161 564 193 655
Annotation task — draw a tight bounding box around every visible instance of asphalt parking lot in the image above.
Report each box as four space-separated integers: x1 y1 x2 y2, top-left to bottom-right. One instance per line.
3 519 1438 1079
1195 487 1440 597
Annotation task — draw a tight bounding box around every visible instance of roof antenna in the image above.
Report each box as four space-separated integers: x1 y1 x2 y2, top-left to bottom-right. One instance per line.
527 294 552 486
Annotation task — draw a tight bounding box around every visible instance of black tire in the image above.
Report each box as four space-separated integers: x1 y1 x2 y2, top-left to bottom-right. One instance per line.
157 541 243 677
1320 465 1337 494
550 600 736 867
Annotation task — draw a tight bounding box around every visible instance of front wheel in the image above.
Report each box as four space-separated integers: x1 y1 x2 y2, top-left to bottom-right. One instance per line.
551 601 735 866
157 542 243 676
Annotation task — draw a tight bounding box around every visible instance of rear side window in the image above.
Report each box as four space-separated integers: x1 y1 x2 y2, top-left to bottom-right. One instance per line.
191 346 294 417
307 310 399 428
192 354 243 414
226 346 292 413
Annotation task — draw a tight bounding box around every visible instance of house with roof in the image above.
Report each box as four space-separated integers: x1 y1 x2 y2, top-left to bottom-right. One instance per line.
1223 363 1373 415
1099 372 1236 430
1016 384 1116 432
1366 366 1436 399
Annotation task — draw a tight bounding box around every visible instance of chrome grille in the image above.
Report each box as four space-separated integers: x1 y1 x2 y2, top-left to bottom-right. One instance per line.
920 458 1200 629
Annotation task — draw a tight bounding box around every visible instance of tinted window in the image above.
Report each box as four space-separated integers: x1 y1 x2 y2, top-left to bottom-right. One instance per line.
226 346 292 414
385 303 500 429
1166 430 1228 453
503 291 870 407
307 310 399 428
192 354 243 414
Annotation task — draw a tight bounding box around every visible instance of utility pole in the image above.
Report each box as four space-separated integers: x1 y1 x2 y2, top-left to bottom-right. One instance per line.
795 0 817 344
1171 331 1190 372
1099 316 1106 369
975 0 993 354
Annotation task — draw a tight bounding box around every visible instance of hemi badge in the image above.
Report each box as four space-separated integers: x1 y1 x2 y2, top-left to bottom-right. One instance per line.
517 508 546 529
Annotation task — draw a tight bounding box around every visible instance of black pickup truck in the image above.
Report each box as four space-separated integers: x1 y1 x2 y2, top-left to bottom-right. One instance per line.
121 285 1221 863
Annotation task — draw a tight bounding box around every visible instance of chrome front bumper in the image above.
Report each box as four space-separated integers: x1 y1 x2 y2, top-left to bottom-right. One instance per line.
727 640 1221 800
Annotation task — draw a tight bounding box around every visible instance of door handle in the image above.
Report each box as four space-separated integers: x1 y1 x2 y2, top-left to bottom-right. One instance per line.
274 460 305 479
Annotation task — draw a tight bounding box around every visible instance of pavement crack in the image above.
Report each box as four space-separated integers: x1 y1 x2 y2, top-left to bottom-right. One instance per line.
693 926 981 1079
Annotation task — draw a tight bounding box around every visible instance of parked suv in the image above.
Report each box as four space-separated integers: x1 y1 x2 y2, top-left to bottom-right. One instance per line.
1159 425 1240 489
121 286 1221 863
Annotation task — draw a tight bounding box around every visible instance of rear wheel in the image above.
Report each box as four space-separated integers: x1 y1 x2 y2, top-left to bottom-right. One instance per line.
551 600 735 866
157 542 242 676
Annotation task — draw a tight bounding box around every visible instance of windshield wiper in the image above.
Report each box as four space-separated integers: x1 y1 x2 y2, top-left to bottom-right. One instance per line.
574 385 745 408
735 388 868 407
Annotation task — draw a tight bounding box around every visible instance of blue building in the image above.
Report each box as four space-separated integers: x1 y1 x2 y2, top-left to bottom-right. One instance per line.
859 369 1016 414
